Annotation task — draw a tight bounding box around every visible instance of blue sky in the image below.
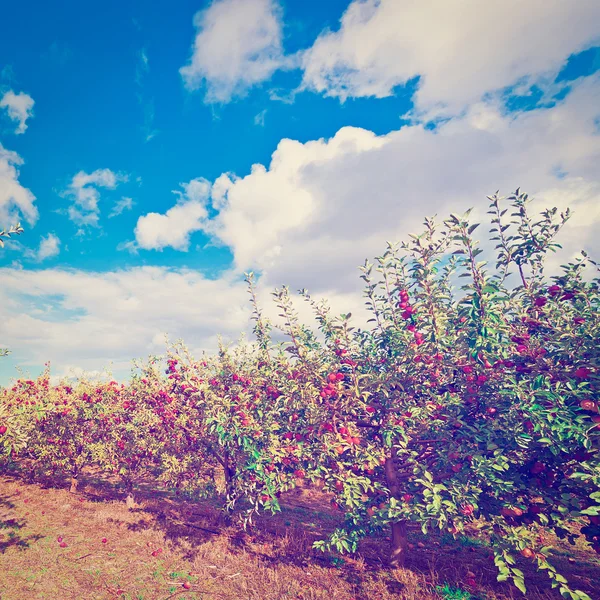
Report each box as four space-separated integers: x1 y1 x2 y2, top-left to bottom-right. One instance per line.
1 0 600 385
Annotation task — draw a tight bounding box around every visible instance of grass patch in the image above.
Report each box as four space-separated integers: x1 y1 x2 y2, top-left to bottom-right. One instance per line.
1 473 599 599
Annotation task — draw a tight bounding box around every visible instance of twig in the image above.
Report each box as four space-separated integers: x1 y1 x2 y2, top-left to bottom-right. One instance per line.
99 573 119 595
161 588 234 600
173 520 220 534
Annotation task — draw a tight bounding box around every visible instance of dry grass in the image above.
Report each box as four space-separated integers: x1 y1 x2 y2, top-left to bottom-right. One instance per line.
0 471 599 600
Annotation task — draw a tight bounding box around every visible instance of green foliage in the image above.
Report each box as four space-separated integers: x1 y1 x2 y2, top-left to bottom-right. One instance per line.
0 222 23 249
1 190 599 599
434 584 474 600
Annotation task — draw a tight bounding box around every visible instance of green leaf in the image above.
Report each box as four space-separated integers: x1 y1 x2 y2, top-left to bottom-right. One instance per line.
581 506 600 516
514 578 527 595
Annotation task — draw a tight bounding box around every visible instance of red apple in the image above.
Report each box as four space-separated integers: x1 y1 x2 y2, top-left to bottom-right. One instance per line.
580 399 598 412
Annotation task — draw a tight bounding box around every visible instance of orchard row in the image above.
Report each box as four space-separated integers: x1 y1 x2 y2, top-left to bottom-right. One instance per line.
1 191 599 600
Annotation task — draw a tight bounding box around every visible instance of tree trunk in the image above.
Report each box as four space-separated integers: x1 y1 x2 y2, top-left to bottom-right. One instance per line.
389 520 408 567
124 478 135 509
220 452 236 525
385 450 409 567
219 509 233 526
27 462 37 484
223 453 235 500
70 465 79 493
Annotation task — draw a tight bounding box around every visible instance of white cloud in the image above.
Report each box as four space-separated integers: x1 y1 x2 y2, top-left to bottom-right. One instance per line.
109 196 135 218
135 48 159 142
189 74 600 296
134 178 211 251
200 127 386 275
0 90 35 134
25 233 60 262
6 73 600 384
49 367 113 386
135 48 150 85
0 143 37 227
177 0 600 114
180 0 286 103
254 108 267 126
0 266 255 380
64 168 126 227
116 239 139 254
300 0 600 116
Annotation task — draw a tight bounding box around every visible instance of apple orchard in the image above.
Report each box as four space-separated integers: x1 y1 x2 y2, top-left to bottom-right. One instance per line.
1 190 599 599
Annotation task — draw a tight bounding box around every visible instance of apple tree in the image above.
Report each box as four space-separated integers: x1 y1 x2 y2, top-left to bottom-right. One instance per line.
238 190 598 599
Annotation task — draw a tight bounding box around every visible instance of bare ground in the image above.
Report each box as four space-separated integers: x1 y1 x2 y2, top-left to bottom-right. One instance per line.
0 468 599 600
